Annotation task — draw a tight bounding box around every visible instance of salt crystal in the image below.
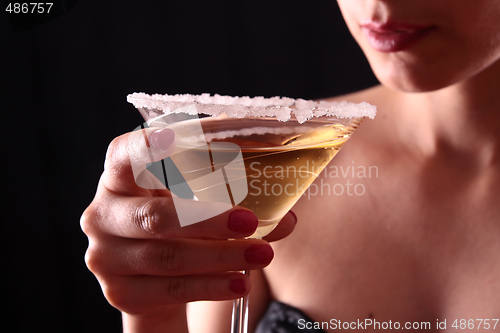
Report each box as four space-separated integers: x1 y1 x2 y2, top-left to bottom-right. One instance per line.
127 92 377 123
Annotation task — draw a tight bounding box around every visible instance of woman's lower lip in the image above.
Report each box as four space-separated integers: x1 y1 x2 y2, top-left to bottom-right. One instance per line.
362 27 434 52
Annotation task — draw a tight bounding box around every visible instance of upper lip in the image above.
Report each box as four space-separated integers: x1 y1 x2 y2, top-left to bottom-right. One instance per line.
360 20 434 33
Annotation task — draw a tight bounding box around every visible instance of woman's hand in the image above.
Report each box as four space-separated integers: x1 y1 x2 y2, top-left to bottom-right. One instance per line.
80 128 297 332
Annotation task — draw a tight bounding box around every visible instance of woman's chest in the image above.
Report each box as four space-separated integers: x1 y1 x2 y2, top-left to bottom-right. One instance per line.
264 156 500 331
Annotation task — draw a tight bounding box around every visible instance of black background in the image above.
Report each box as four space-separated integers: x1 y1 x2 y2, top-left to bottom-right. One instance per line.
2 1 378 332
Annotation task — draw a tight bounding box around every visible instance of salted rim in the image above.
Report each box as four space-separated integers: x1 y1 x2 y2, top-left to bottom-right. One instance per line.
127 92 377 124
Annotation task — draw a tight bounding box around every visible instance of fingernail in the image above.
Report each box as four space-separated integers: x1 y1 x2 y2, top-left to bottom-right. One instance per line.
229 279 247 294
245 244 274 265
289 210 298 224
149 129 175 151
228 210 258 234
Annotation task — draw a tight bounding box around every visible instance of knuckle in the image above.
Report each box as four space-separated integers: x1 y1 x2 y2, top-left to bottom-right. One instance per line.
80 204 98 236
81 206 108 275
84 242 105 275
103 135 128 176
132 199 171 236
159 242 184 275
105 137 121 165
101 278 136 312
199 278 217 300
81 198 108 237
166 277 189 303
197 218 215 236
217 246 229 268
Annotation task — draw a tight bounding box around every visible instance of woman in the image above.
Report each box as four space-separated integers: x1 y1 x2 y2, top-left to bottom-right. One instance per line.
81 0 500 332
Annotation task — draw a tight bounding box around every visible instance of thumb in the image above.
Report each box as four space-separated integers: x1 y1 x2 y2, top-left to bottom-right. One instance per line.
127 127 177 190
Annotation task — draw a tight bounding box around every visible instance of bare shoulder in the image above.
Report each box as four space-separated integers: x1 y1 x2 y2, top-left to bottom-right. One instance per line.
320 84 394 107
320 85 402 154
321 85 398 142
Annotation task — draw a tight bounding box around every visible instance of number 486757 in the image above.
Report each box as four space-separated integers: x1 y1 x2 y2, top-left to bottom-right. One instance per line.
452 319 499 330
5 3 53 14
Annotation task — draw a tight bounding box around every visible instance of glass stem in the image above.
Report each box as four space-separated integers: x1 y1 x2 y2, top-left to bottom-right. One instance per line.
231 270 251 333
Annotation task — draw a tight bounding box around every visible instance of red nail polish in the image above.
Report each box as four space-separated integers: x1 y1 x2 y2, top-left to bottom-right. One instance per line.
245 244 274 265
228 210 258 234
229 279 247 294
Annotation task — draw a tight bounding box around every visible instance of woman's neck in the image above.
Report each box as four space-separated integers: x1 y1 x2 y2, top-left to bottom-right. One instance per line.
393 60 500 167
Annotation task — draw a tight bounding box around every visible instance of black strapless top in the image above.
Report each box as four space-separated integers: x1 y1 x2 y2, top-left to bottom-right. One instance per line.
255 301 327 333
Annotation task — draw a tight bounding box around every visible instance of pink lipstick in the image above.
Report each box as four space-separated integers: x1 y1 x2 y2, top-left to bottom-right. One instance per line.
361 21 435 52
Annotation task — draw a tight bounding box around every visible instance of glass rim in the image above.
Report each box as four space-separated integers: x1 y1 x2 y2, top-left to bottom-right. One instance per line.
127 92 377 124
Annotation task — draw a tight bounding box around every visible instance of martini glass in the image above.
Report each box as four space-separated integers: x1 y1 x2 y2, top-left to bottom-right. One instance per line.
127 92 376 333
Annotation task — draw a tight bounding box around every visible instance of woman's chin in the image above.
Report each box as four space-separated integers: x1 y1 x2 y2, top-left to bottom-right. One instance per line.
372 67 457 93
